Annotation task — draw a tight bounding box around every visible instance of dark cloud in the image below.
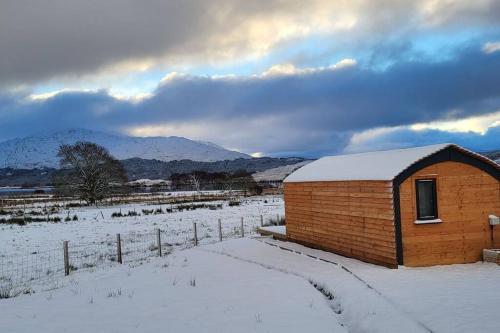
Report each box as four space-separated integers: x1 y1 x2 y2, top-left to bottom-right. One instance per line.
1 0 499 87
0 0 274 85
0 47 499 155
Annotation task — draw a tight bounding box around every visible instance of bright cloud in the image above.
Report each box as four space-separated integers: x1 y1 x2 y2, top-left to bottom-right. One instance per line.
261 59 357 77
345 111 500 153
483 42 500 54
410 111 500 134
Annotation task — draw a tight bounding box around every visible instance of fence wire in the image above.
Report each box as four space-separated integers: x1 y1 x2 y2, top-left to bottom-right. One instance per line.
0 214 283 293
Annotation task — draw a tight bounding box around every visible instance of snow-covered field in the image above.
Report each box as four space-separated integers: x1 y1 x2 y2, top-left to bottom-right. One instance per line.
0 195 284 289
0 195 283 256
2 238 498 333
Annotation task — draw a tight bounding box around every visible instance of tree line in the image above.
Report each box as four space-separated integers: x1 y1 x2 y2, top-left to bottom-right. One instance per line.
53 141 261 205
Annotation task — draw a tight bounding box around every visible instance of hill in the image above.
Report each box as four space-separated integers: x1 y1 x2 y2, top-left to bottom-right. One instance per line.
0 128 250 169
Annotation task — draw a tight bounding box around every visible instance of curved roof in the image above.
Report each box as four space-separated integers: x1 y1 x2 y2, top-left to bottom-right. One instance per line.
284 143 499 183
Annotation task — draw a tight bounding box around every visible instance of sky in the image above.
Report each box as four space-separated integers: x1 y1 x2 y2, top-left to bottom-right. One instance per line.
0 0 499 157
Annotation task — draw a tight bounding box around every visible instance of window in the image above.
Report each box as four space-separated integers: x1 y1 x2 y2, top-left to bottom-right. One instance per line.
415 179 438 220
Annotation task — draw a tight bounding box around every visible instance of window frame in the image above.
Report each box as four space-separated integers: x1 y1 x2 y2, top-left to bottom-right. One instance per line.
415 178 438 220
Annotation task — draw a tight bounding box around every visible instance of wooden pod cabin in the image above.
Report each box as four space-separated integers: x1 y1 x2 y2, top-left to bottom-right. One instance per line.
284 144 500 268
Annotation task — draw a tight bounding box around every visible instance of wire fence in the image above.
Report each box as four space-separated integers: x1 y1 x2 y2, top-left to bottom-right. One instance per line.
0 214 284 296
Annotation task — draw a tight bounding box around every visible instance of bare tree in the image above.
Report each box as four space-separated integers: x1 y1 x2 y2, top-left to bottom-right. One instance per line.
54 141 127 204
189 173 202 198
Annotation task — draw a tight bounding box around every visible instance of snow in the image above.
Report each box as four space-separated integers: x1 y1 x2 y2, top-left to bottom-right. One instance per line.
413 218 442 224
0 128 249 169
259 225 286 235
285 143 453 182
1 236 499 332
127 179 170 186
261 238 500 333
1 239 346 333
252 161 312 182
0 196 284 260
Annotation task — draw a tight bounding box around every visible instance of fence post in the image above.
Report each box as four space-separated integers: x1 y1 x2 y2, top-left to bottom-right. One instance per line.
193 222 198 246
260 215 263 227
157 229 162 257
63 241 69 276
218 218 222 242
117 234 122 264
241 217 244 237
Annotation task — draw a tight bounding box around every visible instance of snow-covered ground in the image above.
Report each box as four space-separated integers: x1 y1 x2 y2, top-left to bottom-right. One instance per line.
2 238 497 333
0 195 283 258
259 225 286 235
0 195 284 289
261 238 500 333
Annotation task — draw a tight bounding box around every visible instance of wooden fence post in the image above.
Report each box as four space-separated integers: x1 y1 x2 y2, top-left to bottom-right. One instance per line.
157 229 162 257
218 218 222 242
63 241 69 276
193 222 198 246
117 234 122 264
241 217 244 237
260 215 263 227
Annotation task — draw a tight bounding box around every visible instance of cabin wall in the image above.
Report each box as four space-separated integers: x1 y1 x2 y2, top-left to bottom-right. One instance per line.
399 161 500 267
284 181 397 267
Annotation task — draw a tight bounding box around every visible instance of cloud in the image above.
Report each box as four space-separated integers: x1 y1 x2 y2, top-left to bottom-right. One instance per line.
261 59 357 77
344 124 500 154
483 41 500 54
0 46 499 156
1 1 499 87
409 111 500 134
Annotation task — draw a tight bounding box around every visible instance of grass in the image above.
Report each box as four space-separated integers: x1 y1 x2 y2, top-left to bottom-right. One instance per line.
0 285 32 299
266 216 285 226
110 203 223 217
0 216 62 225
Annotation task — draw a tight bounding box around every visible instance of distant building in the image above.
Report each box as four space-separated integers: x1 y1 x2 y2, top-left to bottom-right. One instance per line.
253 161 312 193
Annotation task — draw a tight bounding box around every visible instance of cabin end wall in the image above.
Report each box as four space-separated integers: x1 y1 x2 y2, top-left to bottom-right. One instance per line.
399 161 500 267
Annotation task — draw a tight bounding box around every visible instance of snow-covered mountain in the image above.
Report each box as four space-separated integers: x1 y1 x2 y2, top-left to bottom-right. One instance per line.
0 129 250 169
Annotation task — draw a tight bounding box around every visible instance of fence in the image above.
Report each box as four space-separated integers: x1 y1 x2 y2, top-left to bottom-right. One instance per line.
0 214 284 295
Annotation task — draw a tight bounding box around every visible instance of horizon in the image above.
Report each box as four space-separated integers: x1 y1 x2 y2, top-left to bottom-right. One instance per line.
1 1 499 158
1 127 498 162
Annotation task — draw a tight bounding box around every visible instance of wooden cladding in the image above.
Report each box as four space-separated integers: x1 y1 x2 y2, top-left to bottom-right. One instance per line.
284 181 397 267
400 161 500 267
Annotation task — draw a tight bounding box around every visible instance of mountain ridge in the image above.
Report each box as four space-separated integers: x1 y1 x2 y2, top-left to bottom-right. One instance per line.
0 128 250 169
